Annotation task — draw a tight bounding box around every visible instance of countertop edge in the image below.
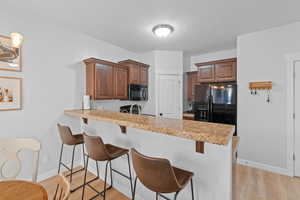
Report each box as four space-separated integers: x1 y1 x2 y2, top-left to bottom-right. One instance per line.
64 110 234 146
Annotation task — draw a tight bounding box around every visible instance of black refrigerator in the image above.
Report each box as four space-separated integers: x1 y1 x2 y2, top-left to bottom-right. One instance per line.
194 83 237 134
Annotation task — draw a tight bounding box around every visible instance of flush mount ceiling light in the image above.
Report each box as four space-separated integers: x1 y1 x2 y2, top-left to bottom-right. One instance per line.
152 24 174 38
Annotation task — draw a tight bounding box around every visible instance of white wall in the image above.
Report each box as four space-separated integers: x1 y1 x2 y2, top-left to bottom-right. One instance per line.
154 50 183 75
0 8 140 179
237 22 300 172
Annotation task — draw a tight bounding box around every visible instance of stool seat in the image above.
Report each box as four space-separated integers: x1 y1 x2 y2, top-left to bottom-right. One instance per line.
58 124 84 145
105 144 129 160
173 167 193 189
70 134 84 145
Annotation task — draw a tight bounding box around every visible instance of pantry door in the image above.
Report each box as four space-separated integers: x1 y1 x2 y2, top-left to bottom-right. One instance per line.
157 74 182 119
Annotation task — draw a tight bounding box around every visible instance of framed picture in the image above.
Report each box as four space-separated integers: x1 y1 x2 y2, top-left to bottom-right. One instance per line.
0 35 22 71
0 76 22 111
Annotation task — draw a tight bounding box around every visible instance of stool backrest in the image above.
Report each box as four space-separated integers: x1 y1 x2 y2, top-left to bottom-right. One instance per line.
57 124 76 145
0 138 41 182
131 148 181 193
83 134 110 161
53 174 70 200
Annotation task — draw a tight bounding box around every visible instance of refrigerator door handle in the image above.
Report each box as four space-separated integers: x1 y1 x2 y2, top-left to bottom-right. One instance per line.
209 95 213 122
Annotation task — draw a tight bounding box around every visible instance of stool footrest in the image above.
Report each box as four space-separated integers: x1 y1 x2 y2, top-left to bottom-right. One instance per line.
158 193 174 200
65 167 85 177
112 168 131 180
87 181 113 200
70 176 98 193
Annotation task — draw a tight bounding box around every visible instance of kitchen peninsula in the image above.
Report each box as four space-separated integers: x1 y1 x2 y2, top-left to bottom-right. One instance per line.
65 109 235 200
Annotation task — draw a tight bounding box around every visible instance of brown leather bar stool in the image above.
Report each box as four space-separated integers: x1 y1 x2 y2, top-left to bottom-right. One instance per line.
131 148 195 200
82 133 134 200
57 123 86 192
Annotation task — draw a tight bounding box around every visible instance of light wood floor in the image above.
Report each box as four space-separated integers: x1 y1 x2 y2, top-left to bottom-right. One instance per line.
40 164 300 200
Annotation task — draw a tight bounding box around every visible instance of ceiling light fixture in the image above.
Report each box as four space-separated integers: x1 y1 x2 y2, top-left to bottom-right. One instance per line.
152 24 174 38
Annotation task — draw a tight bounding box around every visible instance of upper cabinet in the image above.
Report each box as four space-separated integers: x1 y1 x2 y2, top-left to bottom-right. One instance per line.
187 71 198 101
195 58 236 83
84 58 128 100
140 67 148 85
197 65 215 83
119 60 149 85
114 66 128 99
214 62 236 82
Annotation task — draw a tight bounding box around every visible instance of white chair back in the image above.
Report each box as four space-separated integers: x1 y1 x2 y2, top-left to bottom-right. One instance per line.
0 138 41 182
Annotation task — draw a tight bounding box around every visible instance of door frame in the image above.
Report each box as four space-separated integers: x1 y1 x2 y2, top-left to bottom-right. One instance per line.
156 73 183 119
285 52 300 177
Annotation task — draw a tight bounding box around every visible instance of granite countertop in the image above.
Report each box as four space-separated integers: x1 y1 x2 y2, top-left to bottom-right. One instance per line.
64 109 235 145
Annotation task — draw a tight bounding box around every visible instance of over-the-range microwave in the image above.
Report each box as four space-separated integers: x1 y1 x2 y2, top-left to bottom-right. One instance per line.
128 84 148 101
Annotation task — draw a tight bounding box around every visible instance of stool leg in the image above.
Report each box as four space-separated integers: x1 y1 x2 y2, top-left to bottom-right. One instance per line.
70 144 76 183
82 143 86 168
191 179 195 200
174 191 179 200
156 193 159 200
58 144 64 173
133 177 138 200
81 156 89 200
96 161 100 178
126 153 134 198
109 161 113 187
103 161 110 200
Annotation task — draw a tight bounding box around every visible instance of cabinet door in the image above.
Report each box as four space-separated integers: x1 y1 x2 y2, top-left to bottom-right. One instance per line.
114 67 128 99
140 67 148 85
197 65 215 82
95 64 114 99
129 65 140 84
191 73 198 100
187 72 197 101
215 62 236 82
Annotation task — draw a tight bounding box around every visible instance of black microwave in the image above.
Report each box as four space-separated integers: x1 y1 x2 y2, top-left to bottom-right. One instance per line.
129 84 148 101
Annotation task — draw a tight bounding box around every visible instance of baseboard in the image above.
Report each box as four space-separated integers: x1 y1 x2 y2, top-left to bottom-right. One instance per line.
37 160 83 182
237 158 291 176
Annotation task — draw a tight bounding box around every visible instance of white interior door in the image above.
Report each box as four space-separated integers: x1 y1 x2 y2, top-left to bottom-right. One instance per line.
157 74 182 119
295 61 300 176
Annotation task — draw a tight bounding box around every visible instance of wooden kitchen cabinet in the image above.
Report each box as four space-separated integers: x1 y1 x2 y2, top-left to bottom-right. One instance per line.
84 58 128 100
140 67 148 85
119 59 149 85
114 66 128 99
195 58 237 83
215 62 236 82
197 65 215 83
95 63 114 99
187 71 198 101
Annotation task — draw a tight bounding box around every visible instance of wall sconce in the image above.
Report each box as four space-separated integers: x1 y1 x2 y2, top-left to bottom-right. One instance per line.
0 32 23 62
10 32 23 48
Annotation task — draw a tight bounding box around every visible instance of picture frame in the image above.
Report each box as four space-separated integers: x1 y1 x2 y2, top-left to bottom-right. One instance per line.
0 76 22 111
0 34 22 72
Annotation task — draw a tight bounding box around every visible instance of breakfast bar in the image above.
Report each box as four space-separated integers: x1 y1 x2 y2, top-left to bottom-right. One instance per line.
65 109 235 200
